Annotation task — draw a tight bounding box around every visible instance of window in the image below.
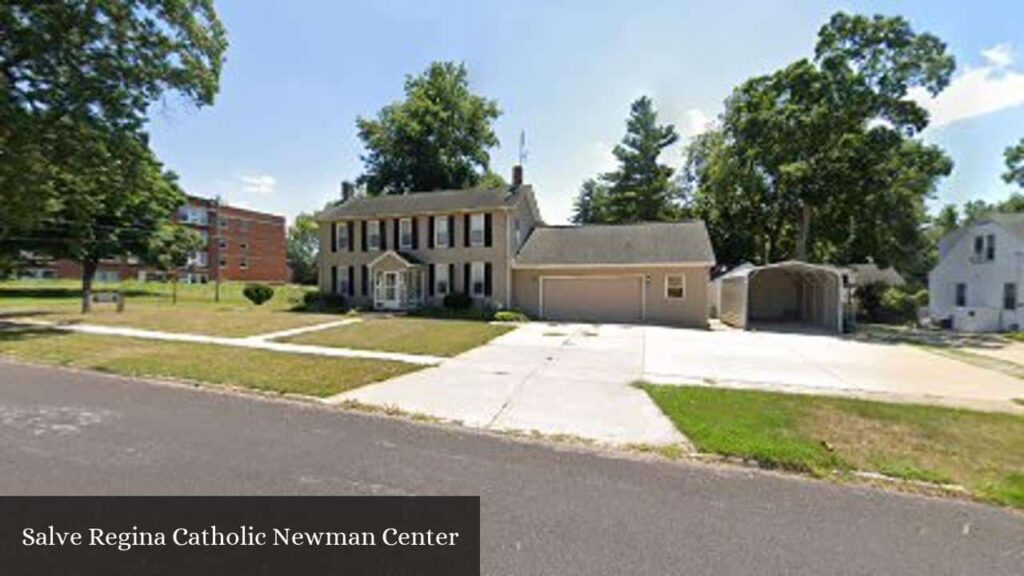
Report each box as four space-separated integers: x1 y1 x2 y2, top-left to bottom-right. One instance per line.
218 218 229 230
218 238 227 250
973 235 983 257
955 283 966 307
178 206 208 226
666 275 686 299
337 223 348 251
470 213 485 246
338 267 350 296
514 218 521 247
219 257 227 268
187 251 208 268
1005 283 1017 310
435 264 449 295
470 262 485 296
368 220 381 251
240 242 249 251
986 234 996 261
198 230 209 246
435 217 449 247
96 270 120 283
400 218 413 249
240 258 248 269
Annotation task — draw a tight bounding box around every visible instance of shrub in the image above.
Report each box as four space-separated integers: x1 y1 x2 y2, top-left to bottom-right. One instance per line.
493 310 530 322
443 291 473 310
242 283 275 306
878 286 920 324
912 289 929 308
854 281 886 321
299 291 347 313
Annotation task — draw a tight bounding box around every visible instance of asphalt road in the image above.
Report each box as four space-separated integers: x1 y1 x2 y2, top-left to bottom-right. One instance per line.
1 360 1021 575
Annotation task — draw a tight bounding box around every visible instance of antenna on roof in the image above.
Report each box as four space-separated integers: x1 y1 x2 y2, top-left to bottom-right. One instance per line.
518 129 528 166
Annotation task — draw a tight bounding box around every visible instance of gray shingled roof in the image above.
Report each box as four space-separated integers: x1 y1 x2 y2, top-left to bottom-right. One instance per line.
848 262 905 286
514 222 715 266
316 186 529 220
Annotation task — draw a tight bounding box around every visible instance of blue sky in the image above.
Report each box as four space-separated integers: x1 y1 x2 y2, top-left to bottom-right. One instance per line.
148 0 1024 225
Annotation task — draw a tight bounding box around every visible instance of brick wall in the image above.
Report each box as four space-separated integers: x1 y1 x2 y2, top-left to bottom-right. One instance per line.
48 196 290 283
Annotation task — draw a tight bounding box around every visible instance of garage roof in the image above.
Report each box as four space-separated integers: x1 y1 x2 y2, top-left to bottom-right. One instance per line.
718 260 847 281
514 222 715 267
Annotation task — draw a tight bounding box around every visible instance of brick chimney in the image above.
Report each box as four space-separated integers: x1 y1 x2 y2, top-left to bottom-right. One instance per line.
340 181 355 202
512 165 523 187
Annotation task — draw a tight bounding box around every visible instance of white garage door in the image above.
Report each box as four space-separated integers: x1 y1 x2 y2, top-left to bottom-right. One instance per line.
541 276 644 323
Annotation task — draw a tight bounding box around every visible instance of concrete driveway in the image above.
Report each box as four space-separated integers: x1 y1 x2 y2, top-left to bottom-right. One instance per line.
330 323 684 446
332 321 1024 446
644 325 1024 413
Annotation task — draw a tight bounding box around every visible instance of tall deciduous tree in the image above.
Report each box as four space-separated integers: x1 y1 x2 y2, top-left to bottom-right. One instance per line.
1005 138 1024 188
287 212 319 285
0 0 228 311
682 12 955 276
598 96 680 222
357 62 501 194
145 221 204 304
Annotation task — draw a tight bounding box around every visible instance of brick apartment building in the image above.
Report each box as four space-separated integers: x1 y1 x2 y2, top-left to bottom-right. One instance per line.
35 196 290 284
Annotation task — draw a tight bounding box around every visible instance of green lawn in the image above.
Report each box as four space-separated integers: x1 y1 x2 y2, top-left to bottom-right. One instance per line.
642 384 1024 508
281 316 514 357
0 280 341 337
0 324 419 397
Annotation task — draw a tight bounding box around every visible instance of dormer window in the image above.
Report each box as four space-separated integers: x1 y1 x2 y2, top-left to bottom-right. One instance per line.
986 234 995 261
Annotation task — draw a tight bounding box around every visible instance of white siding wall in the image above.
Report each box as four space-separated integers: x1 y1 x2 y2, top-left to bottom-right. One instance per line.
929 221 1024 330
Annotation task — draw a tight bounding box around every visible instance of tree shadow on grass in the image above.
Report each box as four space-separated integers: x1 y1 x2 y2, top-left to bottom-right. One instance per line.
0 287 151 300
848 324 1015 351
0 323 72 344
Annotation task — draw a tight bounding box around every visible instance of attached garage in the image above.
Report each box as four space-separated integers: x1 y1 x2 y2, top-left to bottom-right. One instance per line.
511 222 716 327
717 260 846 333
540 276 644 323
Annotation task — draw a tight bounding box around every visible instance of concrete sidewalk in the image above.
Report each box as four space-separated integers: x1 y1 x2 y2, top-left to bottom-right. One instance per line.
17 320 443 366
330 323 685 446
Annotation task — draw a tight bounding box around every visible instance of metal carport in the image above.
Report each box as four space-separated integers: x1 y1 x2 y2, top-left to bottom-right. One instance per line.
717 261 845 333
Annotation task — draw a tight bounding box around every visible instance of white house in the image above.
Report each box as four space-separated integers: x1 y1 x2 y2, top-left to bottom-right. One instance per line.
929 213 1024 332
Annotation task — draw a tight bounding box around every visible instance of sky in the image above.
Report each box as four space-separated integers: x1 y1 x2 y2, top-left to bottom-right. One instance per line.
147 0 1024 225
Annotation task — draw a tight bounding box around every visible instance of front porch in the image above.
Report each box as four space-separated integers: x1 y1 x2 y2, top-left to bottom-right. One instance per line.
368 251 425 311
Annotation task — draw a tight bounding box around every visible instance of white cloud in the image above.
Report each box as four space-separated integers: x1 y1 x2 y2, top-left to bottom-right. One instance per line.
911 43 1024 129
679 108 712 137
239 174 277 196
982 43 1013 68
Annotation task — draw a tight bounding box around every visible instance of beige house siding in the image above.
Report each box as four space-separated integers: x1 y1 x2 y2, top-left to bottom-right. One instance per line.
320 208 517 308
512 265 710 327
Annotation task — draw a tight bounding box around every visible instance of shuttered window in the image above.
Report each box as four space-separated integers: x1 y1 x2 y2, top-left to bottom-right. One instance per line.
470 213 485 246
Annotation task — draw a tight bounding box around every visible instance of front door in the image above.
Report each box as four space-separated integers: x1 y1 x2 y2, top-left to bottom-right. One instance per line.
379 271 401 309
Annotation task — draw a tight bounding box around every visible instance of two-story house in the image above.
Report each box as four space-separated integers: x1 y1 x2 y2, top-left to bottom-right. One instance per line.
929 213 1024 332
316 169 716 327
